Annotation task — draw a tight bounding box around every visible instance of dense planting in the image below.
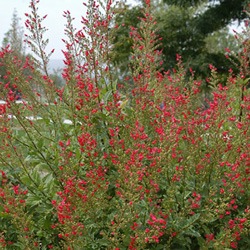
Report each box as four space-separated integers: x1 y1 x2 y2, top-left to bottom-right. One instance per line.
0 0 249 249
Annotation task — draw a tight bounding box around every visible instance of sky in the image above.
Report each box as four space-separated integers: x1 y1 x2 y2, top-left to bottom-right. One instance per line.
0 0 95 59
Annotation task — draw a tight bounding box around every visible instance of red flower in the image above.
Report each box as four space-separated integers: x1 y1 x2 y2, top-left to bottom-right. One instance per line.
13 185 19 195
230 241 237 249
0 104 6 115
205 233 214 242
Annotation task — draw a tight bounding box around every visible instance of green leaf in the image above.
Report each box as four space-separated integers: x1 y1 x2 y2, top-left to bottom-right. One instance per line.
20 174 32 186
184 227 201 237
31 169 42 186
186 213 200 224
197 236 206 247
26 194 42 207
13 242 25 248
95 239 109 247
43 173 55 194
239 77 250 86
35 162 51 173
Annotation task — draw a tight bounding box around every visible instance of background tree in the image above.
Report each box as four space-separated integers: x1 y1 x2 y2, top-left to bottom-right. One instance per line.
112 0 246 79
0 9 26 99
164 0 246 34
2 9 25 57
160 0 246 76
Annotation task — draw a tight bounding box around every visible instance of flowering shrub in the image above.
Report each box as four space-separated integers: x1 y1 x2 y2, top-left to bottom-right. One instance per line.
0 0 249 249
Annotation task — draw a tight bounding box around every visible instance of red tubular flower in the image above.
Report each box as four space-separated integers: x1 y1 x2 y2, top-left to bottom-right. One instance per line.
0 104 6 115
13 185 20 195
205 233 214 242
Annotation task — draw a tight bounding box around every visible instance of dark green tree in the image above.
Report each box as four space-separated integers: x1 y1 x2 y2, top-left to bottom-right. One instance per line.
160 0 246 75
112 0 247 78
164 0 246 34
